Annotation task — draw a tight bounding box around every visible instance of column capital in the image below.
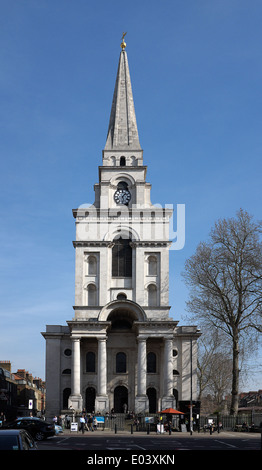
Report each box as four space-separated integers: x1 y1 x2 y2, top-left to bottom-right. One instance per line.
137 335 147 342
71 336 81 343
97 336 107 342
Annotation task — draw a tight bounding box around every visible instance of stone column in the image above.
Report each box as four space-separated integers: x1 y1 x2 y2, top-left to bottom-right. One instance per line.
72 338 81 395
68 337 83 412
135 336 149 413
137 337 147 395
97 337 107 396
162 337 175 410
95 337 109 412
164 338 173 396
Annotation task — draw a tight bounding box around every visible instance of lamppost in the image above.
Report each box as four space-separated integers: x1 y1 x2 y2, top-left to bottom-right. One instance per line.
190 337 193 435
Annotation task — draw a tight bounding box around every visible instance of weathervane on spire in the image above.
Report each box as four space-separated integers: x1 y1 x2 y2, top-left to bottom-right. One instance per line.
121 32 127 50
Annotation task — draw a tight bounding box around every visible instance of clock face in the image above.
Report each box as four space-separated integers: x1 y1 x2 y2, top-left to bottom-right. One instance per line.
114 189 131 205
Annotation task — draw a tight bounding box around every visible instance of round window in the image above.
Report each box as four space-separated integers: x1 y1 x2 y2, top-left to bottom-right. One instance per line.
64 349 72 357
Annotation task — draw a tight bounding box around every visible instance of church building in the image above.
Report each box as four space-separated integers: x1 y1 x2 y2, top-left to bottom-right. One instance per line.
42 38 201 419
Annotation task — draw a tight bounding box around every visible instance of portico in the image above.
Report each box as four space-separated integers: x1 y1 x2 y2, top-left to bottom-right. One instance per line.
67 302 178 414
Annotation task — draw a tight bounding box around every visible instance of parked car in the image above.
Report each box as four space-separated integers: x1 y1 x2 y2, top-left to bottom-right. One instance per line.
0 429 38 450
3 417 55 441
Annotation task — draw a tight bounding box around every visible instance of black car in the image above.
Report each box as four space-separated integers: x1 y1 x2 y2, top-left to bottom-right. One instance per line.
0 429 38 450
3 417 55 441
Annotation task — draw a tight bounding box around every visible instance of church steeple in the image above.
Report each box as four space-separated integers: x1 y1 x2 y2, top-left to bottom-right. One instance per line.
104 38 141 151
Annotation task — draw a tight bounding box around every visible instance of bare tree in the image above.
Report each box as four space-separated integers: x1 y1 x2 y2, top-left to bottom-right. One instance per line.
197 328 231 404
183 209 262 415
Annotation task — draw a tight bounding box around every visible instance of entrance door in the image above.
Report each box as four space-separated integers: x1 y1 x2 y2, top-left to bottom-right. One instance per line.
147 387 157 413
86 387 96 413
114 386 128 413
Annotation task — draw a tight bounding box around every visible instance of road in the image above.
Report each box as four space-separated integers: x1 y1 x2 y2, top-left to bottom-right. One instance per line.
36 430 261 451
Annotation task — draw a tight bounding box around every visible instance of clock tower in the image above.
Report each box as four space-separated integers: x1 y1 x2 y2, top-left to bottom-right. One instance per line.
42 38 201 419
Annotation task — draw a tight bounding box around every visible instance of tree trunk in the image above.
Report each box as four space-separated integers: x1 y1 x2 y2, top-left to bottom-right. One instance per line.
230 335 239 415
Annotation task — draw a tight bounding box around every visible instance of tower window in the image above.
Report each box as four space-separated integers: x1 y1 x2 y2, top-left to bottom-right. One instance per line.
120 156 126 166
87 255 97 275
87 284 97 306
112 237 132 277
117 293 127 300
147 284 157 306
148 255 157 276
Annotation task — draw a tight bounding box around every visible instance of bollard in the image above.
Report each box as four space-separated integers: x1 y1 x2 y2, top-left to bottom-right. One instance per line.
131 424 133 434
115 424 117 434
147 424 150 435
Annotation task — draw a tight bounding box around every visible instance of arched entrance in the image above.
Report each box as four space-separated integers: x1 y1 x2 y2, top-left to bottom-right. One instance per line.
147 387 157 413
63 388 71 409
114 386 128 413
86 387 96 413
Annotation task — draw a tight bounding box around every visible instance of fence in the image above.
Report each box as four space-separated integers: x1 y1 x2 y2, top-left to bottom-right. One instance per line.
199 413 262 431
106 412 262 432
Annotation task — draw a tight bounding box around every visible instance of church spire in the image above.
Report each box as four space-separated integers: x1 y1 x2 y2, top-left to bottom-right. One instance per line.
104 36 141 151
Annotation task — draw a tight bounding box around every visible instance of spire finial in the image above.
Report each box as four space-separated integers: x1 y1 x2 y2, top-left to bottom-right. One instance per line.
121 32 127 50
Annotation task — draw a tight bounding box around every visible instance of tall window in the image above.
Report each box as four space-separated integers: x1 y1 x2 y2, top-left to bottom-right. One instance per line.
87 284 97 306
112 237 132 277
86 352 96 373
148 284 157 306
147 352 156 373
87 256 97 275
116 352 127 373
148 255 157 275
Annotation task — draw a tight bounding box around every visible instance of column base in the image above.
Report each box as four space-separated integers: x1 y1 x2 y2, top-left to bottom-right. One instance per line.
95 395 109 414
161 396 176 411
68 394 83 413
135 395 149 414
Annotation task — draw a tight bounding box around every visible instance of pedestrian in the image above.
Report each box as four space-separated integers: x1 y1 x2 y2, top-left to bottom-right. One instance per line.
65 414 70 429
93 416 97 430
84 414 89 431
80 414 85 434
88 415 94 431
57 415 62 426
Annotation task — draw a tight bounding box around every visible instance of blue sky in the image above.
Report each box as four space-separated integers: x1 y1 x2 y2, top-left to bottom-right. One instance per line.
0 0 261 388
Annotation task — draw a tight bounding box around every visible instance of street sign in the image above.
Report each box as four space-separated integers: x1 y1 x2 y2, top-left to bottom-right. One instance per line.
70 422 78 432
28 399 33 409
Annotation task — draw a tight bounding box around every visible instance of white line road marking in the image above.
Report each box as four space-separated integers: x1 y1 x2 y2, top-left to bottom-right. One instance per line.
214 439 237 448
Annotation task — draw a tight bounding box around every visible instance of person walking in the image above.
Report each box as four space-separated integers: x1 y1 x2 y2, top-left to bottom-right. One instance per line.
88 415 94 431
79 415 85 434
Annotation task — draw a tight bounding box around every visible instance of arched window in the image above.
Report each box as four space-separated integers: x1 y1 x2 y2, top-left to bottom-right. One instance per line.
87 284 97 306
147 352 156 373
117 181 128 190
148 284 157 306
62 369 71 375
86 352 96 373
63 388 71 409
120 156 126 166
87 256 97 275
112 237 132 277
148 255 157 275
116 352 126 373
117 293 127 300
147 387 157 413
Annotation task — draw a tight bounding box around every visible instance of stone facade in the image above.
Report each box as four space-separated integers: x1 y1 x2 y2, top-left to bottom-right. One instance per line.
42 45 201 419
